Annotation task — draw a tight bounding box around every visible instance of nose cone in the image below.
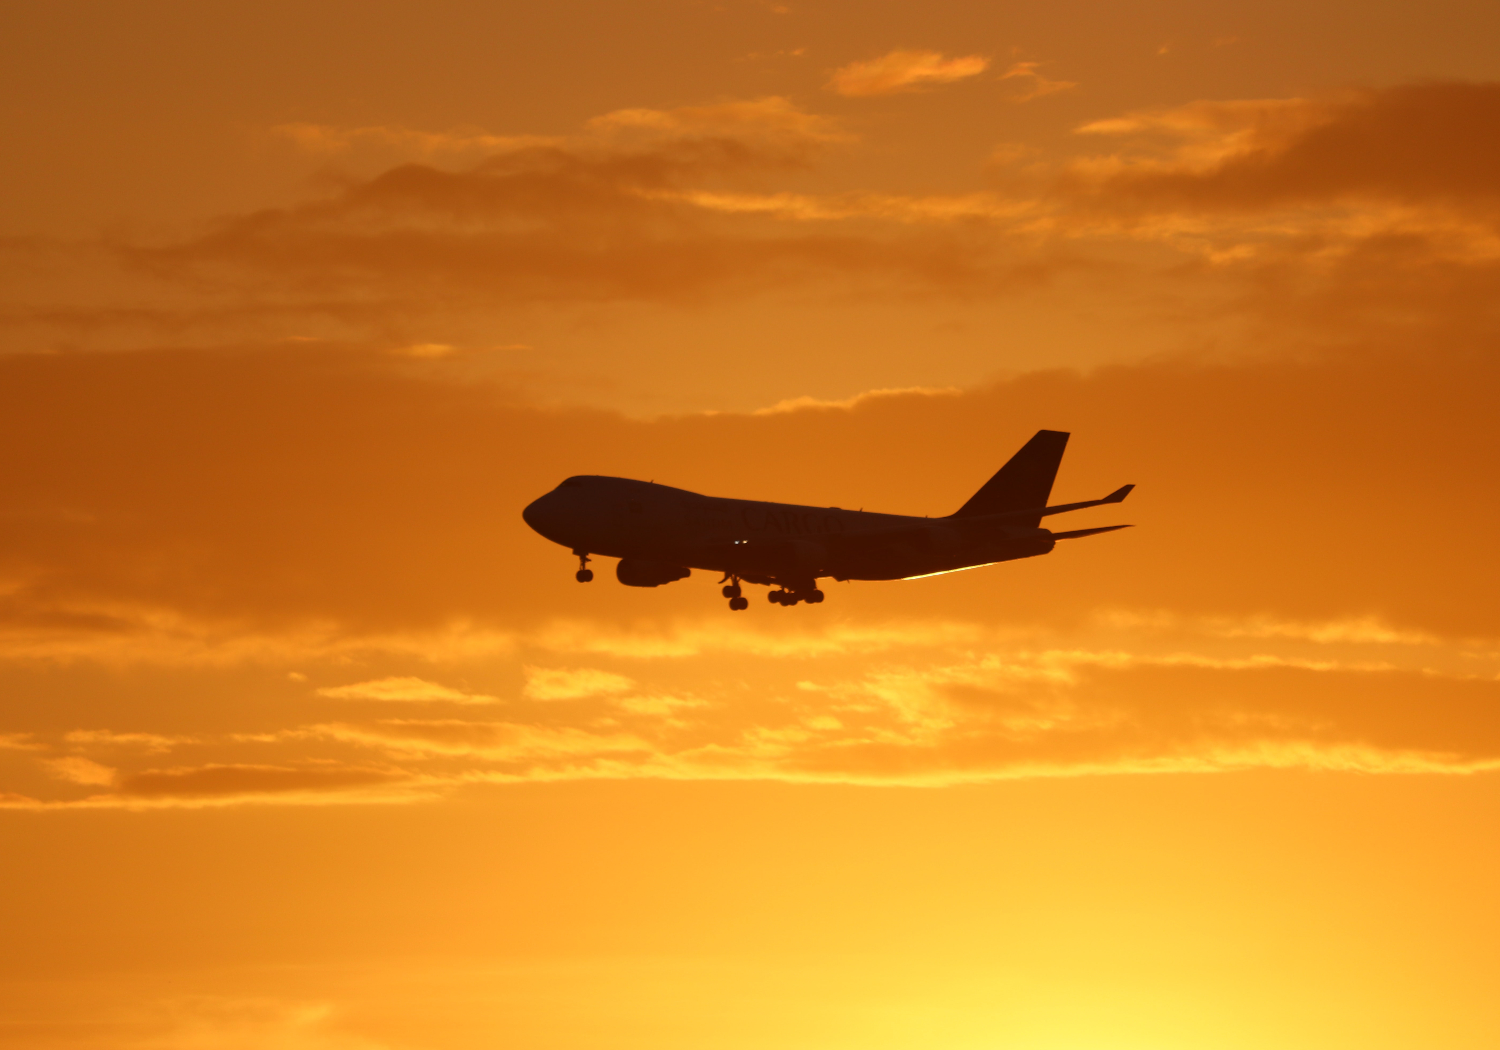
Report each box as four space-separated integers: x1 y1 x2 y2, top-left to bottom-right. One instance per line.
522 494 547 531
522 491 563 540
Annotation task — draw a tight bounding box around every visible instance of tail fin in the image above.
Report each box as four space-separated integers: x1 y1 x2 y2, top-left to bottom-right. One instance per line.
951 430 1069 524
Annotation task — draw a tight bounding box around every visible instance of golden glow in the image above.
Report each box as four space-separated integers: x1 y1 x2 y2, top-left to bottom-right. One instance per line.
2 1 1499 1046
900 562 998 579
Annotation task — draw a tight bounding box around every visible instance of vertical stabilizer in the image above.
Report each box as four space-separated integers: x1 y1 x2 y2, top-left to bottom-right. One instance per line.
951 430 1069 524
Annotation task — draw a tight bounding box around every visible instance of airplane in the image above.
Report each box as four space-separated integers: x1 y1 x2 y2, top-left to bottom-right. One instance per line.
521 429 1133 611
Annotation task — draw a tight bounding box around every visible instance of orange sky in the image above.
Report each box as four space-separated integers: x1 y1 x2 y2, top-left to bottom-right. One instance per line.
3 2 1500 1048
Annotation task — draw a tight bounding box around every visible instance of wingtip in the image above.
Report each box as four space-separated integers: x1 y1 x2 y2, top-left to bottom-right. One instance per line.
1105 483 1135 503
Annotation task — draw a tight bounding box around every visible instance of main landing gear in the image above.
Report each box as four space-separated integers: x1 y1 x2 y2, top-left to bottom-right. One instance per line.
720 578 748 611
574 550 593 583
717 572 827 609
769 588 824 606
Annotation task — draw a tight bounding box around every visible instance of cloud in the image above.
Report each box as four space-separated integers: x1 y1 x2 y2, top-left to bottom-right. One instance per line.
273 97 845 166
584 96 848 156
43 755 116 786
117 763 409 799
272 122 557 157
310 720 653 765
125 131 990 314
829 50 989 97
998 62 1077 102
100 87 1496 348
315 677 500 705
8 82 1500 361
41 97 957 351
295 659 1500 783
613 694 708 716
1094 610 1442 647
4 602 1499 806
0 759 428 809
1070 82 1500 209
391 342 460 359
124 996 391 1050
529 620 988 659
522 666 636 700
63 729 188 751
749 386 961 415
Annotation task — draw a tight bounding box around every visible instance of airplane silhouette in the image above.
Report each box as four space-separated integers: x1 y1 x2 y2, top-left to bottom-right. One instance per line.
522 429 1132 610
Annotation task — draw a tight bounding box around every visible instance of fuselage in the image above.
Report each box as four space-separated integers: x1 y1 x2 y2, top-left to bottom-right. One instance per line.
522 474 1056 589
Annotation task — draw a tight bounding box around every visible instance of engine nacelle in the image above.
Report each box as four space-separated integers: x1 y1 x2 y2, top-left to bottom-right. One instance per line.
616 558 691 587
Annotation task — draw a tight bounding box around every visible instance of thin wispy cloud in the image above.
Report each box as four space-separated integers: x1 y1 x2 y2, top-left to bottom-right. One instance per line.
829 50 989 97
272 121 556 156
43 756 117 786
316 677 500 705
999 61 1077 101
522 666 636 701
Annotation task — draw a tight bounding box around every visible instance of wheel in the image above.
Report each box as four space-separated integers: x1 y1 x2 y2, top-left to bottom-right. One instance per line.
722 584 742 599
768 590 783 605
575 569 593 583
729 596 748 611
808 589 824 603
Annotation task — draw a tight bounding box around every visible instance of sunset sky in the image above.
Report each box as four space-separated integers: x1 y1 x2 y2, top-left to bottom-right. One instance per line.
4 2 1500 1047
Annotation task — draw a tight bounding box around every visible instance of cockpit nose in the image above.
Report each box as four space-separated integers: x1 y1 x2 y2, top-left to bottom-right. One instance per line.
522 494 546 530
522 490 562 538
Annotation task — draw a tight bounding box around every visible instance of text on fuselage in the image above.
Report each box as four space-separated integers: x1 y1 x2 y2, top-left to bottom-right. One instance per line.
739 506 848 536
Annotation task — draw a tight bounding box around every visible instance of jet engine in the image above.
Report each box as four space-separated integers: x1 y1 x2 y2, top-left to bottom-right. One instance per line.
615 559 691 587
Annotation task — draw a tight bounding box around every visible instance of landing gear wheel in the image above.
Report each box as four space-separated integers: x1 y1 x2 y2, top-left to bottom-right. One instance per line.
808 589 824 603
728 596 749 611
722 583 743 599
768 590 784 605
575 569 594 583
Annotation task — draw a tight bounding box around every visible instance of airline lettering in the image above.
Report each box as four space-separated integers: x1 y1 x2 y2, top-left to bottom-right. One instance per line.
739 505 847 536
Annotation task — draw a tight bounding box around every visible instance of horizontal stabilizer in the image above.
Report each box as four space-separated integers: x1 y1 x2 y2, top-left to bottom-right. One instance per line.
956 483 1137 525
1051 524 1133 540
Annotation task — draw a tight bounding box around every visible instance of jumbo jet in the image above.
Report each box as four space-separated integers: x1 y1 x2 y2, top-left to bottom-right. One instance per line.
522 429 1132 611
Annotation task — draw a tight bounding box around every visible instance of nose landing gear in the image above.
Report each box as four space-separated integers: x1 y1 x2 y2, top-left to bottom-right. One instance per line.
573 550 593 583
